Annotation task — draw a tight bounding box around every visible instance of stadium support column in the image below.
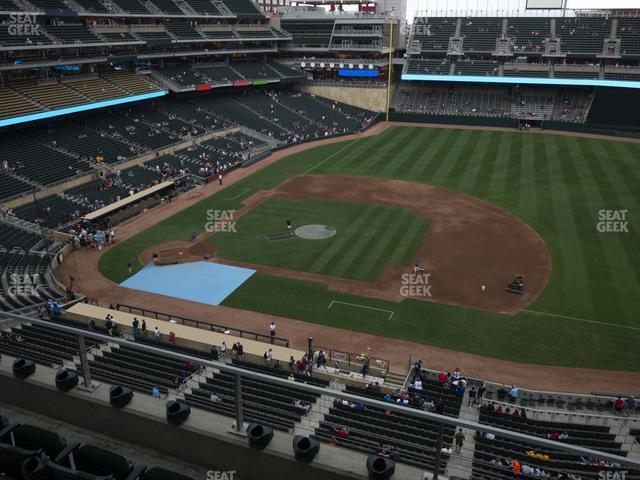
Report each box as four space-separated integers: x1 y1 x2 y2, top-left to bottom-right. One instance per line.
77 334 97 391
234 374 245 434
385 20 394 122
432 424 444 480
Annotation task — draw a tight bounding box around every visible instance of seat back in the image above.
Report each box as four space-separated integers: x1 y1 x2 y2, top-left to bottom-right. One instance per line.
46 459 115 480
143 467 196 480
73 445 133 480
13 424 67 457
0 442 43 479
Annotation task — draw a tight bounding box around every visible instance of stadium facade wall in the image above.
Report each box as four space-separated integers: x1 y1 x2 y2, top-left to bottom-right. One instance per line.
0 358 424 480
298 84 388 113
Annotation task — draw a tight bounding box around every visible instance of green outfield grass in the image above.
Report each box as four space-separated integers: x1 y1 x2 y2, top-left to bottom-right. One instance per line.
99 126 640 370
210 197 429 282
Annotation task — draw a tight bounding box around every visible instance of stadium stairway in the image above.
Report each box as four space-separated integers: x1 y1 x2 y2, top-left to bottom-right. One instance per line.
231 97 289 135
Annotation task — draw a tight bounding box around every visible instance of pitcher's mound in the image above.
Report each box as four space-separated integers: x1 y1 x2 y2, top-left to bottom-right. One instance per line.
295 224 336 240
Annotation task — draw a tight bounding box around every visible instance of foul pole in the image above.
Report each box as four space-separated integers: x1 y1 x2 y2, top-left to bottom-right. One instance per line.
385 20 394 122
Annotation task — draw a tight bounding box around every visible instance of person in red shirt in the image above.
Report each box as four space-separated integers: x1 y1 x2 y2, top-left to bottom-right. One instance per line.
438 371 448 383
168 331 176 344
334 427 349 438
614 396 625 413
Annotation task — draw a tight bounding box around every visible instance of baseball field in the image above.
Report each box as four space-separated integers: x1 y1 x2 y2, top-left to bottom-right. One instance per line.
99 125 640 371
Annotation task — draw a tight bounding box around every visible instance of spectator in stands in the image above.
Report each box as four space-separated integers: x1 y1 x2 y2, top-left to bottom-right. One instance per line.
468 386 477 405
525 450 550 461
512 459 521 476
626 396 637 412
478 383 486 403
546 431 568 440
152 387 161 398
154 326 161 341
454 429 465 453
378 445 401 461
169 331 176 344
210 345 219 360
141 319 147 337
614 396 625 413
361 357 370 379
437 371 448 383
232 343 238 359
273 360 282 370
287 373 295 381
452 367 462 382
414 377 423 390
88 318 96 332
334 426 349 438
508 385 519 402
316 350 327 368
412 360 422 381
237 342 244 360
219 342 226 357
132 318 140 336
269 321 276 343
292 399 311 414
288 355 295 371
264 348 273 365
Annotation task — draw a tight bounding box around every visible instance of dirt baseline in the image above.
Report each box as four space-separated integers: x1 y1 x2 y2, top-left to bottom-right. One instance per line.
146 175 551 315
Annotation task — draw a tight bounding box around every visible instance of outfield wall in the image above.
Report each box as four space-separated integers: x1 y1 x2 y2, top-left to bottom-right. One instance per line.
389 112 640 139
298 84 388 113
389 111 519 128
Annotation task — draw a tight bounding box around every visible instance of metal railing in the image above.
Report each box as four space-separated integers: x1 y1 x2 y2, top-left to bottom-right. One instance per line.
314 345 390 374
112 303 290 347
1 311 640 480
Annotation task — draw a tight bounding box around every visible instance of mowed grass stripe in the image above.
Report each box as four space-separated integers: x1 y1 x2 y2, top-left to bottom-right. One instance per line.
348 209 421 280
487 131 512 197
518 134 539 219
382 128 443 178
457 130 494 191
579 140 640 302
539 135 593 317
442 130 484 185
408 128 456 180
609 141 640 208
503 132 524 207
559 135 624 321
325 131 391 173
308 204 381 274
430 129 474 185
366 127 422 174
331 207 400 279
387 213 429 266
532 130 567 308
357 127 419 173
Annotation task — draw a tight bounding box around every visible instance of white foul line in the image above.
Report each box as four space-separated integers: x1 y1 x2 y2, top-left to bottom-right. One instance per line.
226 187 251 200
301 136 364 177
328 300 394 320
523 309 640 332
